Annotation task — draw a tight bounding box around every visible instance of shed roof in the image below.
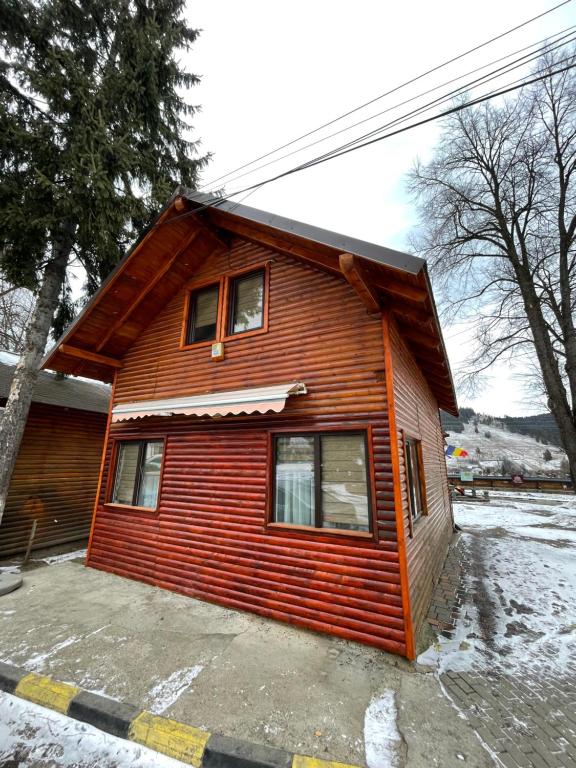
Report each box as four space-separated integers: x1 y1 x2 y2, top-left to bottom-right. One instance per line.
0 351 110 413
42 191 458 414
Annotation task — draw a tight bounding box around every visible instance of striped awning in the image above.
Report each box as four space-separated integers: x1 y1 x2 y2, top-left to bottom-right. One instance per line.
111 382 307 422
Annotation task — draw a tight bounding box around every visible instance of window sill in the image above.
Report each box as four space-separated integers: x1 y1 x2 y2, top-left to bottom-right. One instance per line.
267 522 374 540
222 325 268 343
179 339 217 351
104 503 159 515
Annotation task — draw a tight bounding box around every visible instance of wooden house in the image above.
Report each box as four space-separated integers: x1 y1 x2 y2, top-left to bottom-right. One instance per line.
42 191 457 659
0 352 109 557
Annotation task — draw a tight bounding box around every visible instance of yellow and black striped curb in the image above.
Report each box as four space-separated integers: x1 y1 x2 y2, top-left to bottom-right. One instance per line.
0 661 362 768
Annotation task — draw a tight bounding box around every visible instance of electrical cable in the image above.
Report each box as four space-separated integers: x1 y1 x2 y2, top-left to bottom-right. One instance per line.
198 0 574 190
219 60 576 202
155 59 576 232
204 28 576 194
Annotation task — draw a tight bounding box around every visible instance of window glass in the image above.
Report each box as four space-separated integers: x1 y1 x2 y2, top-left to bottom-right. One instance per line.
112 442 139 505
111 440 164 509
273 432 371 532
405 438 424 520
137 441 164 508
274 435 315 525
229 271 264 334
187 284 219 343
321 434 369 531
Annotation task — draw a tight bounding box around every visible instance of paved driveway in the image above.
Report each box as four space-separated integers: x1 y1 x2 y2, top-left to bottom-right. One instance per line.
421 492 576 768
0 547 489 768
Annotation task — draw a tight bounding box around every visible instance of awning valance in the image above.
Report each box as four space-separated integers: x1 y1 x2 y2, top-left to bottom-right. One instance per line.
111 382 307 423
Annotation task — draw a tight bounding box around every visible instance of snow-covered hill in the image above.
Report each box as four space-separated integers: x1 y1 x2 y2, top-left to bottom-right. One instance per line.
445 421 568 475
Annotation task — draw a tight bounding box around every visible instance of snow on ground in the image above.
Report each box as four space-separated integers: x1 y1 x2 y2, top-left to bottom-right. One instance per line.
488 489 574 502
0 547 86 574
419 493 576 676
146 665 204 714
0 691 186 767
363 690 402 768
1 624 109 674
41 547 87 565
445 421 567 474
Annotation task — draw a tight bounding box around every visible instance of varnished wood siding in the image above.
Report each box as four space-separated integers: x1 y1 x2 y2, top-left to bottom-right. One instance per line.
388 319 453 635
89 238 408 654
0 402 107 556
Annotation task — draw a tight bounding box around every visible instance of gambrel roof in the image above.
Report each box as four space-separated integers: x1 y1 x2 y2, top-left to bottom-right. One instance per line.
42 190 457 414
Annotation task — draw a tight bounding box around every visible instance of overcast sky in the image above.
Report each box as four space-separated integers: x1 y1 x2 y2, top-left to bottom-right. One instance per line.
183 0 575 416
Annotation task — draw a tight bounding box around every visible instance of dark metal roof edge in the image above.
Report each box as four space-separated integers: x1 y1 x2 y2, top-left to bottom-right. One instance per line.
184 191 425 275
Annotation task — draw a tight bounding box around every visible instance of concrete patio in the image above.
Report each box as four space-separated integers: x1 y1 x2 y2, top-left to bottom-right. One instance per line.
0 550 489 767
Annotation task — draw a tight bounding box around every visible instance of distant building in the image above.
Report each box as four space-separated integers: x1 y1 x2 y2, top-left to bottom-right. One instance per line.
0 352 109 557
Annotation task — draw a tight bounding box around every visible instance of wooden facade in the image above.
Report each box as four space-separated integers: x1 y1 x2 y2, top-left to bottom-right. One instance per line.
0 360 109 557
43 193 457 658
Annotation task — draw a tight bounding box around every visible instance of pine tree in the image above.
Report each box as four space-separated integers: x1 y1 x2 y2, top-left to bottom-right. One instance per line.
0 0 208 524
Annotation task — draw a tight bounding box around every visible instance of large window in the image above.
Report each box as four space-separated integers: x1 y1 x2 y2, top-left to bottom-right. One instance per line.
186 283 219 344
273 432 371 532
228 270 264 335
405 437 426 522
111 440 164 509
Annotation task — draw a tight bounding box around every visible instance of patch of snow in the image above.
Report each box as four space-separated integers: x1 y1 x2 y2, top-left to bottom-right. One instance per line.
364 690 402 768
0 350 19 366
147 665 203 714
488 490 575 503
419 496 576 677
0 564 21 574
23 634 85 671
453 499 576 545
7 625 109 672
0 690 186 767
42 548 87 565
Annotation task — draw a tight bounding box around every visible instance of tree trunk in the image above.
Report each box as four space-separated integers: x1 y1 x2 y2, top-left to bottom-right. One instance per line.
0 224 73 526
516 268 576 489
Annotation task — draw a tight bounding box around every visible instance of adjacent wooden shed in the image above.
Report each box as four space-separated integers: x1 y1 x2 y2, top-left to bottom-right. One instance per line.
0 353 109 557
43 191 457 659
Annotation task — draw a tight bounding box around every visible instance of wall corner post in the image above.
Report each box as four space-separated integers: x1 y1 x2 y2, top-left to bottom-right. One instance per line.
382 311 416 660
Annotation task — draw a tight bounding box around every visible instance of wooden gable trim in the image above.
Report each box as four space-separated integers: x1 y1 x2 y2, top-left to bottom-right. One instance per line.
339 253 381 315
96 230 202 354
59 345 123 369
401 327 442 350
205 208 343 276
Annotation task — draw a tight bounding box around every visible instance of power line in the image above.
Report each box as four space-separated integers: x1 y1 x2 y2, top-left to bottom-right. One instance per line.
199 0 573 191
223 61 576 199
273 52 576 178
157 59 576 231
204 27 576 194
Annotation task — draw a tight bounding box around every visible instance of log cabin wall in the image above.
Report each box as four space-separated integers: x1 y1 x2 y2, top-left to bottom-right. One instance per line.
0 402 107 557
387 317 453 636
88 236 409 655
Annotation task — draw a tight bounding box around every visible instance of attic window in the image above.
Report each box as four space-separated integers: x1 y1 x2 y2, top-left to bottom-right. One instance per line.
228 270 264 335
186 283 220 344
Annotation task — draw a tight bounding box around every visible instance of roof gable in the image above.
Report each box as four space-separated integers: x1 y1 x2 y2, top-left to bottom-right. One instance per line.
42 193 457 414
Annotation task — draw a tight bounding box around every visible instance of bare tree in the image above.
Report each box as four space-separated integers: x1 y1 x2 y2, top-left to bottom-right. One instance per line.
408 48 576 487
0 278 34 353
